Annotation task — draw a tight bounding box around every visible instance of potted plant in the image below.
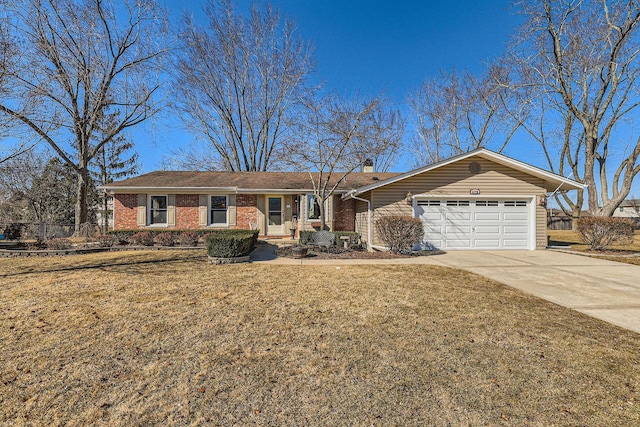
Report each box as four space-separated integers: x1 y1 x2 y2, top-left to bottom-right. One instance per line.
291 245 308 259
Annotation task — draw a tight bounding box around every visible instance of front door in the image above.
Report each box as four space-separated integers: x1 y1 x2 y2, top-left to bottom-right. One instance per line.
266 196 284 235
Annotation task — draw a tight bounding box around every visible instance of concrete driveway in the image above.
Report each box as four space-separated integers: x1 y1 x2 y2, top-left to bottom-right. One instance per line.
428 250 640 334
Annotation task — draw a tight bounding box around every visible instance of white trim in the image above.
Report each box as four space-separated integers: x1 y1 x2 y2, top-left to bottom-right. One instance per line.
347 148 585 198
209 195 229 227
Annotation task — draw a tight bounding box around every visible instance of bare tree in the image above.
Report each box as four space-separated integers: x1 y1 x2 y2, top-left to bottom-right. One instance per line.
0 0 168 233
173 0 313 172
285 94 404 229
408 66 520 167
0 151 78 225
507 0 640 217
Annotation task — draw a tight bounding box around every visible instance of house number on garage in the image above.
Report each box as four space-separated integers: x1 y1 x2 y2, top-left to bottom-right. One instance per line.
470 189 481 195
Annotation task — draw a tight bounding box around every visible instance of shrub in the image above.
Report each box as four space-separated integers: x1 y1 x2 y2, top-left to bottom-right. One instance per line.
3 223 24 240
375 216 424 254
46 238 73 250
576 216 634 251
130 231 155 246
178 232 199 247
206 230 258 258
299 230 315 245
97 234 116 247
155 232 175 247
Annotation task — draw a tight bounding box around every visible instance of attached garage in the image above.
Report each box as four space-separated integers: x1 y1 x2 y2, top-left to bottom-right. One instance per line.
345 148 584 251
416 198 533 250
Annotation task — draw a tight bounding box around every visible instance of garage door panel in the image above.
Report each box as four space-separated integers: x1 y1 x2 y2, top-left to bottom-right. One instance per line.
475 225 500 234
474 239 501 248
504 226 528 235
504 212 528 221
445 212 471 221
503 239 529 248
446 239 471 248
474 212 500 221
445 225 471 234
420 212 443 221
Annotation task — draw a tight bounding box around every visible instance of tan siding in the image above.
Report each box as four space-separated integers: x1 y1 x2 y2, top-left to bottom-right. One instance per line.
536 205 547 248
167 195 176 227
137 194 146 226
228 194 237 226
257 196 266 235
198 195 208 226
353 195 370 245
367 157 548 247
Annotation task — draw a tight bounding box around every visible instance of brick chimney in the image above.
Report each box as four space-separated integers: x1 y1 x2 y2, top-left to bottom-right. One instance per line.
363 159 374 173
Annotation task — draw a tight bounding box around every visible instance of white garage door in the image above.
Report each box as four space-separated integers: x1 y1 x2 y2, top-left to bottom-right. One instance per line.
416 199 531 250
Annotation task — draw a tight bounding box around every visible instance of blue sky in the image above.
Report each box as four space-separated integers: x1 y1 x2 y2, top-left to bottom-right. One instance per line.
139 0 524 172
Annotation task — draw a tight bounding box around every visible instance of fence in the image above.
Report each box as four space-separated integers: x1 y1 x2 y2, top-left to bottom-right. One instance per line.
547 216 573 231
0 222 106 240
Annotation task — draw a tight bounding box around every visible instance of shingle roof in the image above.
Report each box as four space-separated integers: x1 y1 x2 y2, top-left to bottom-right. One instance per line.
102 170 400 192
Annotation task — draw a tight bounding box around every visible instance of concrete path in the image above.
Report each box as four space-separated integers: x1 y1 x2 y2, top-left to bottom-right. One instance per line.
251 244 640 334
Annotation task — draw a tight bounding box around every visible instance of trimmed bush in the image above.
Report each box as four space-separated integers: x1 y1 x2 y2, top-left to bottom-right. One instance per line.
375 216 424 254
108 229 215 244
46 238 73 250
206 230 259 258
155 232 175 247
130 231 155 246
178 232 199 247
576 216 634 251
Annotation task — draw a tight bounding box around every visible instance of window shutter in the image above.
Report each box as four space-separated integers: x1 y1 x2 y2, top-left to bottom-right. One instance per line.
137 194 146 226
228 195 237 226
199 195 208 226
168 195 176 226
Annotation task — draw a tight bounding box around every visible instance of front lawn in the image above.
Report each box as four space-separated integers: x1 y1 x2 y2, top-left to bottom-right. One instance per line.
1 250 639 425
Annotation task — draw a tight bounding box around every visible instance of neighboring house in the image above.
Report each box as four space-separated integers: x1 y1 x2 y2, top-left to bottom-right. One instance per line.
612 199 640 219
101 149 584 250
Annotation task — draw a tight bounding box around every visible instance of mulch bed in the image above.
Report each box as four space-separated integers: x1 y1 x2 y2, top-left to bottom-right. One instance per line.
275 246 418 259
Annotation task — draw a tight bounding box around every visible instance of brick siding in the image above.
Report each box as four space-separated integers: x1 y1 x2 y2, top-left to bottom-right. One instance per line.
113 194 138 230
236 195 258 230
333 196 356 231
176 194 200 229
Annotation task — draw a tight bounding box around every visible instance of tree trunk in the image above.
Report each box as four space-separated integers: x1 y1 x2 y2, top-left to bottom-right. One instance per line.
75 169 89 235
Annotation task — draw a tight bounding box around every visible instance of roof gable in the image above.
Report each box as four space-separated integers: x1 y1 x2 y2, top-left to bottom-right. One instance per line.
347 148 585 196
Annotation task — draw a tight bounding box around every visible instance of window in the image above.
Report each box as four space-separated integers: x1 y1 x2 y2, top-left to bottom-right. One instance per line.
417 200 440 206
150 195 167 224
620 207 624 212
306 194 321 221
446 200 470 207
504 200 527 207
476 200 499 207
210 195 228 225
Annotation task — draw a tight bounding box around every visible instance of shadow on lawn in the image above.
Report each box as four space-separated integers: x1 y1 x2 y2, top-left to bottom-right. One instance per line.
0 253 208 278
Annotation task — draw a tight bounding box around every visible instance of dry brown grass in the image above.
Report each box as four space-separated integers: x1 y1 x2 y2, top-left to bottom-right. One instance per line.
1 250 639 426
548 229 640 251
548 230 640 266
